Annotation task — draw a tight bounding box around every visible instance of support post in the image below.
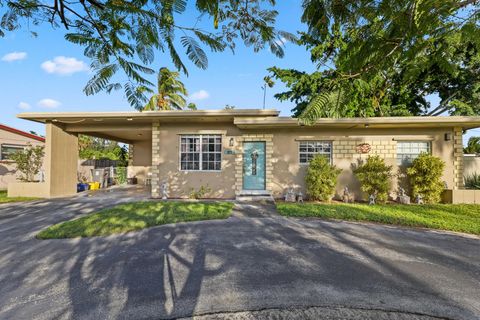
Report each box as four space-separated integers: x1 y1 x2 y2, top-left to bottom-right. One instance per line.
151 122 161 198
44 122 78 197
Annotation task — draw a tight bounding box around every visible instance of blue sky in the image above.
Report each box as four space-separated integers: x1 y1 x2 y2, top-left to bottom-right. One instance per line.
0 1 478 143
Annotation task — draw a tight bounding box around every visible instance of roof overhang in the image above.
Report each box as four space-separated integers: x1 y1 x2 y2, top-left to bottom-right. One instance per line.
18 109 280 124
234 116 480 130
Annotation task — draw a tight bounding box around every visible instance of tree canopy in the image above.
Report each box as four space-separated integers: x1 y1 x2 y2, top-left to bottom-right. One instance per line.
1 0 294 109
270 0 480 122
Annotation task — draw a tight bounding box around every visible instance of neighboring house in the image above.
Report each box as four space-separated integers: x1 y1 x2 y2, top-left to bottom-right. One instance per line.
0 124 45 189
10 109 480 202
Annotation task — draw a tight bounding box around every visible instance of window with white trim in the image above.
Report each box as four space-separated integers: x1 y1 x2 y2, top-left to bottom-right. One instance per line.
396 141 431 165
0 144 24 161
180 135 222 171
299 141 332 164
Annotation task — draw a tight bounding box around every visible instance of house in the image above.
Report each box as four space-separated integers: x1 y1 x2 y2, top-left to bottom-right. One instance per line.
0 123 45 189
9 109 480 202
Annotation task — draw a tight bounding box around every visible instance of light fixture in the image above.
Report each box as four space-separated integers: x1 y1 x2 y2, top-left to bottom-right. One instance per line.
127 118 133 121
444 133 452 141
52 119 58 122
364 124 369 128
229 137 235 147
137 133 143 136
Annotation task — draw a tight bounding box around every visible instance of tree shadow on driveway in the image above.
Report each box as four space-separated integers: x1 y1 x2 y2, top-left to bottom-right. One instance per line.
0 199 479 319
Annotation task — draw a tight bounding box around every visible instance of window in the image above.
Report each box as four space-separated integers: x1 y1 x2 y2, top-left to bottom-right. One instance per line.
0 144 24 161
396 141 431 165
299 141 332 164
180 135 222 171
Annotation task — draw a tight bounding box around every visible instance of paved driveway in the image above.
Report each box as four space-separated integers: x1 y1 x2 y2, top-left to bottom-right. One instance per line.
0 192 479 320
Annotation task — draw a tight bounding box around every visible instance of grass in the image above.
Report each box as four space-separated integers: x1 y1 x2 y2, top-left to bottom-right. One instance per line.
277 202 480 235
37 201 234 239
0 190 39 204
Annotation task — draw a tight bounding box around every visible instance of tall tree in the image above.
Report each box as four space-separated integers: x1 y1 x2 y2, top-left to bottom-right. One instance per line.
464 137 480 154
1 0 295 109
143 67 187 110
270 0 480 123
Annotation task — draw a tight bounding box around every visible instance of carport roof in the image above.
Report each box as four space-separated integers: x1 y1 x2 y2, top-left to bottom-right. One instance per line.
17 109 280 124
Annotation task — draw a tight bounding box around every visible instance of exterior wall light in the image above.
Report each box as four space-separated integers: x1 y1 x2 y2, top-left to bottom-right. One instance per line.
229 137 235 147
126 118 133 121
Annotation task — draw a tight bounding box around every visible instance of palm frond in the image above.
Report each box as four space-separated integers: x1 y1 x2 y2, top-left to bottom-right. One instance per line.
181 35 208 69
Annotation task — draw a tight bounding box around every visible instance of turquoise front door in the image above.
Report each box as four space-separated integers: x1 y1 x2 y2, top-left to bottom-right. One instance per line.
243 141 266 190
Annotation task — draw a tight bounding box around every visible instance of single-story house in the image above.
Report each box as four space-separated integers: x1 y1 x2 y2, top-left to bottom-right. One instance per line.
9 109 480 202
0 123 45 189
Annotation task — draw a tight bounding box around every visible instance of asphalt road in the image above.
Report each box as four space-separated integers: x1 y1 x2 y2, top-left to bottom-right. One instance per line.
0 189 479 320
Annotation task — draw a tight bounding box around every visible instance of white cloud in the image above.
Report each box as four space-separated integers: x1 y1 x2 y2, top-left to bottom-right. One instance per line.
1 51 27 62
38 98 61 109
18 102 31 110
190 90 210 101
41 56 89 75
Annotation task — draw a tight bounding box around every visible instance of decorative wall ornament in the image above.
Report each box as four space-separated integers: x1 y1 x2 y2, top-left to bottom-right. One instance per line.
161 181 169 200
285 187 296 202
251 151 258 175
356 143 372 154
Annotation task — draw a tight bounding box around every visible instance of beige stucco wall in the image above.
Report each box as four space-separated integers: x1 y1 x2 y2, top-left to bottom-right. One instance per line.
464 155 480 177
129 139 152 185
8 182 48 198
151 123 458 201
43 123 78 197
267 127 456 201
153 122 241 199
0 128 44 190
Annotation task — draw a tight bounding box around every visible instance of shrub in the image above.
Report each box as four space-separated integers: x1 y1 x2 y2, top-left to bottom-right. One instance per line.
305 155 341 201
464 173 480 190
353 155 393 203
189 185 212 199
10 144 44 182
115 167 127 185
406 153 445 203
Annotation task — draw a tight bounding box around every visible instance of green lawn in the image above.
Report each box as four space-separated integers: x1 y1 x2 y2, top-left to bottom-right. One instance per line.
37 201 234 239
0 190 39 204
277 203 480 235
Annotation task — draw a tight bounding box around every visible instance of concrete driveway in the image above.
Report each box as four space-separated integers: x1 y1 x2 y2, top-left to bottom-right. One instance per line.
0 191 479 320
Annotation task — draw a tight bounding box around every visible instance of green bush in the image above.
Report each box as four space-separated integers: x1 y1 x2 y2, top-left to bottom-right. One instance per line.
10 144 45 182
464 173 480 189
115 167 127 185
407 153 445 204
305 155 341 201
189 185 212 199
353 155 393 203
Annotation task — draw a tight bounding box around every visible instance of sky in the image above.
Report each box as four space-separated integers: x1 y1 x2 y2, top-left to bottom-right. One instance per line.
0 1 478 144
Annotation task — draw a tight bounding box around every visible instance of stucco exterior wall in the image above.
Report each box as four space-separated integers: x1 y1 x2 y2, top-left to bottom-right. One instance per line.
150 123 458 201
266 127 456 201
129 139 152 185
153 122 241 199
0 128 44 189
464 155 480 177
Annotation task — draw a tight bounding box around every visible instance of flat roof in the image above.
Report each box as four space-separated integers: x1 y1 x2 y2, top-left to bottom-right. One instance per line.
234 116 480 130
17 109 280 124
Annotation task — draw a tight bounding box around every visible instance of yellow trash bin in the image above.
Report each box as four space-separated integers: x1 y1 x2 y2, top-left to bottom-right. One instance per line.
89 182 100 190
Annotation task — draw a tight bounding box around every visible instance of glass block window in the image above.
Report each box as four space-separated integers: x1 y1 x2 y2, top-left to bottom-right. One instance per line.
0 144 24 161
396 141 431 165
180 135 222 171
299 141 332 164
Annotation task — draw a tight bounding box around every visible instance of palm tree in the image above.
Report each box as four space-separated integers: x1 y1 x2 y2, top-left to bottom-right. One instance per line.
143 67 187 111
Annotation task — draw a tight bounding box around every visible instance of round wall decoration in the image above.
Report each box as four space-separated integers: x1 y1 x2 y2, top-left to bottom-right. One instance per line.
356 143 372 154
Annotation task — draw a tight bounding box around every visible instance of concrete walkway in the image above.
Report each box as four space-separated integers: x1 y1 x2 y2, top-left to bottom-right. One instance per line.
0 194 479 320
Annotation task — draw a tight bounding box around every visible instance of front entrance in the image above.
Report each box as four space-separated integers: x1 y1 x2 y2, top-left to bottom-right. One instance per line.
243 141 266 190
